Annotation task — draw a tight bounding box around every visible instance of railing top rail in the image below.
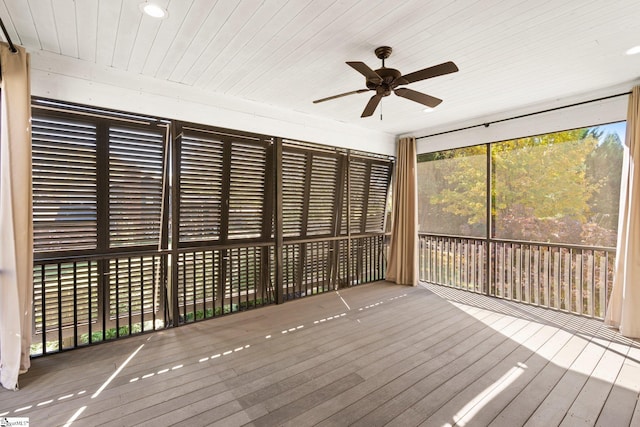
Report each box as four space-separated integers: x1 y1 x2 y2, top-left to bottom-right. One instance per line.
419 232 486 241
418 232 616 253
284 235 348 245
176 240 275 253
283 232 388 246
34 232 392 264
34 249 172 265
490 237 615 253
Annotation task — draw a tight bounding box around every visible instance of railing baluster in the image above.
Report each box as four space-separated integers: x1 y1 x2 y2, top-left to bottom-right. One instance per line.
600 253 607 318
151 256 157 329
588 250 594 317
127 257 132 335
502 243 507 298
544 248 550 307
524 245 530 304
201 251 207 318
532 247 538 305
88 261 93 343
416 233 614 320
57 263 63 350
73 262 78 348
565 250 572 312
113 259 119 337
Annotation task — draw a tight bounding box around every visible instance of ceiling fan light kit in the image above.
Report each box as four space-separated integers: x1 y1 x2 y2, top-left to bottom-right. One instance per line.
314 46 458 118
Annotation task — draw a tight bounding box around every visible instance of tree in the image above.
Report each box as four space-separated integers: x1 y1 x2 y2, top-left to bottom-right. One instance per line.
586 132 623 230
417 146 486 237
421 128 601 243
492 129 597 222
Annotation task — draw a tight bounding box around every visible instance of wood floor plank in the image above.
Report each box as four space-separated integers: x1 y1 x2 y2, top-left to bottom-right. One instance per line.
78 288 438 425
247 373 365 427
230 303 476 424
443 314 583 427
282 306 495 427
413 318 564 426
350 316 535 427
233 301 456 408
523 332 609 426
396 321 548 426
631 402 640 427
560 339 629 426
4 281 639 427
316 313 521 426
597 345 640 426
489 321 597 427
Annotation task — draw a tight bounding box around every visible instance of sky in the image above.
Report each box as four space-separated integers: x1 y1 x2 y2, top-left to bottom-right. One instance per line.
595 120 626 144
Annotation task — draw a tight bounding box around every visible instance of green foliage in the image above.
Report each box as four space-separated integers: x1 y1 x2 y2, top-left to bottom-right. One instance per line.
586 132 624 230
492 129 598 223
417 145 487 236
181 299 268 323
78 320 159 344
430 147 487 224
417 125 624 246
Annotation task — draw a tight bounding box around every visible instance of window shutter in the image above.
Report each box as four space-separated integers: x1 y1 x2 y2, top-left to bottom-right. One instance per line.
340 163 348 235
109 125 165 248
307 155 338 236
32 114 98 253
282 149 307 237
365 162 391 232
228 140 267 239
349 160 368 234
179 131 224 243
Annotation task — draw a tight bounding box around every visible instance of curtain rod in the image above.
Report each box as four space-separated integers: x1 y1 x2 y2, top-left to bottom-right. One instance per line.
416 91 632 140
0 16 17 53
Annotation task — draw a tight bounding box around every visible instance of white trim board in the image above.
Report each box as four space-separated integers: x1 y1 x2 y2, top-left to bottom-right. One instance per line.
29 49 396 156
412 87 633 154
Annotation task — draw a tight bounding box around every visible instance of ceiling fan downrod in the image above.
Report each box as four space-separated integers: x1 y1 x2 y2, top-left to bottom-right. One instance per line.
374 46 393 68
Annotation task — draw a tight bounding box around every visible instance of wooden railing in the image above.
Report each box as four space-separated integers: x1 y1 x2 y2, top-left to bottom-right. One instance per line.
419 233 615 318
33 250 168 355
32 233 387 356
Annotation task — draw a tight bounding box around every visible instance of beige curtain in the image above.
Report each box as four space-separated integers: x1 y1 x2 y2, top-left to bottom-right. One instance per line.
386 136 418 286
605 86 640 338
0 42 33 390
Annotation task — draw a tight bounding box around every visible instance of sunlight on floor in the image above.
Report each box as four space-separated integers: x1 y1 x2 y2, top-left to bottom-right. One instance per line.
447 363 527 426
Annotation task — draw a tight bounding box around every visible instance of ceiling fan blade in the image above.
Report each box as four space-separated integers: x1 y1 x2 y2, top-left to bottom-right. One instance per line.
347 62 383 85
400 61 459 85
313 89 370 104
395 88 442 108
361 94 382 117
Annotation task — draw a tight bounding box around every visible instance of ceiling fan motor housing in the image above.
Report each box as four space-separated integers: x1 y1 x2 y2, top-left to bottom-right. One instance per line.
366 67 402 95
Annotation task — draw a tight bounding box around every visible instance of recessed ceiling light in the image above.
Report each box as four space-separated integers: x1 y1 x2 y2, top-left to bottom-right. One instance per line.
423 107 434 113
625 45 640 55
139 2 168 19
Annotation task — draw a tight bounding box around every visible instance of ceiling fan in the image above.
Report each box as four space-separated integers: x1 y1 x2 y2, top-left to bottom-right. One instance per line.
313 46 458 118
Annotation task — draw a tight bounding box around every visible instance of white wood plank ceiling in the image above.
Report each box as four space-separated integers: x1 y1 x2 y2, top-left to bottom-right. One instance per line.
1 0 639 135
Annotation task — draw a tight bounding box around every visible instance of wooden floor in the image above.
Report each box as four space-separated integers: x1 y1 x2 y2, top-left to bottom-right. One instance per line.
3 281 640 426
